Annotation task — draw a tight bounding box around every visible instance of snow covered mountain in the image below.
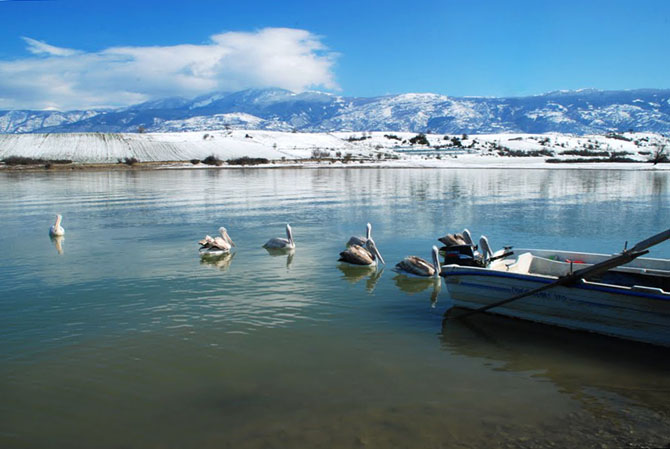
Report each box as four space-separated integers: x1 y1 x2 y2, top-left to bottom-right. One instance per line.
1 88 669 135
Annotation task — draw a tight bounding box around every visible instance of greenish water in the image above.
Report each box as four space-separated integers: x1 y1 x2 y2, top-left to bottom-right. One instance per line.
1 168 669 448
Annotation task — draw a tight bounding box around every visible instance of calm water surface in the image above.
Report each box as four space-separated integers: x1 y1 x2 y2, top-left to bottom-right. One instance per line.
1 168 669 448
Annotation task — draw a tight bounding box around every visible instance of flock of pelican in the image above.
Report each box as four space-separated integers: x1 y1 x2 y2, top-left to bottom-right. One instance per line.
49 214 470 281
197 221 443 278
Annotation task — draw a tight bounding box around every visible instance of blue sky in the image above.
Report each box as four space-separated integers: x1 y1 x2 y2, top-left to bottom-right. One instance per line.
0 0 669 110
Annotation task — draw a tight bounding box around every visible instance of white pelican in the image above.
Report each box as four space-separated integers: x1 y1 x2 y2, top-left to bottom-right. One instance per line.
263 224 295 249
199 227 235 255
478 235 493 264
394 246 441 277
347 222 372 247
49 214 65 237
338 238 385 266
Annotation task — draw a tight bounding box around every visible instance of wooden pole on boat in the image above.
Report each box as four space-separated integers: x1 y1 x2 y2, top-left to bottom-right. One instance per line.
453 227 670 319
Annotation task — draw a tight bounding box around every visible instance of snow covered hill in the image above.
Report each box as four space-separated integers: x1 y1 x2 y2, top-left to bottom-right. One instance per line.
1 88 669 135
1 130 668 167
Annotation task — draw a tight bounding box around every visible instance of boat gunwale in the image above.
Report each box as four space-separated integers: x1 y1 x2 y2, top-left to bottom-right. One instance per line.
440 265 670 301
505 248 670 275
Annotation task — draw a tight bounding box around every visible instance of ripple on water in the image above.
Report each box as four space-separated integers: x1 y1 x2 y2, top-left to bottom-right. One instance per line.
1 168 669 449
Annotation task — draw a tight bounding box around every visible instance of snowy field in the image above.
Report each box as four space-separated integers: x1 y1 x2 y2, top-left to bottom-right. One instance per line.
0 130 668 169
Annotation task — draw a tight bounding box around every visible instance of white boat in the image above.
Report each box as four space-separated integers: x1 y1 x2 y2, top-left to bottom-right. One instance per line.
440 236 670 347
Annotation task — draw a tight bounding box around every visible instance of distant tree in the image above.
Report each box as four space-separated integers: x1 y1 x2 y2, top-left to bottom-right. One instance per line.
409 133 429 145
650 144 668 165
227 157 269 166
202 155 223 166
137 125 146 133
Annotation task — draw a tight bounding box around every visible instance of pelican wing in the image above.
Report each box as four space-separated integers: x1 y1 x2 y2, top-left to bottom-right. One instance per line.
263 237 291 249
339 244 375 265
346 236 367 248
210 236 232 251
198 235 214 247
395 256 436 277
438 233 467 247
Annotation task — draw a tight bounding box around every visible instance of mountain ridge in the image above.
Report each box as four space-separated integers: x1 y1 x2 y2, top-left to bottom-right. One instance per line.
1 88 669 135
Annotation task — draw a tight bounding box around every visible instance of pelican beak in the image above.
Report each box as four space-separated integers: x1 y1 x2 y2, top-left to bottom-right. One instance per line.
225 231 235 247
371 242 385 265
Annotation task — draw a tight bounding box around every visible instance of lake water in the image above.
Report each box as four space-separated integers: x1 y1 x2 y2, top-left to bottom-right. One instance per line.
1 168 669 448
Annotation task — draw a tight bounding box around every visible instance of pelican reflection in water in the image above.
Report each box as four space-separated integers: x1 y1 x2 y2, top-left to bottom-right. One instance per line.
200 251 236 272
393 274 441 307
50 235 64 255
337 263 384 293
264 246 295 269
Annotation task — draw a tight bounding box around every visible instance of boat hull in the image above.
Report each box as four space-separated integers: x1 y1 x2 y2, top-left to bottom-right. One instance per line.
441 266 670 347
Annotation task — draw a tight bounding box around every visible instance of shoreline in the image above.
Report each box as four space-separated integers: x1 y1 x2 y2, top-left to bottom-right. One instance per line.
2 158 669 172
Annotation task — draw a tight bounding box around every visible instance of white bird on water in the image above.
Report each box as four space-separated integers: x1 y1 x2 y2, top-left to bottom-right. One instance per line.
199 227 235 255
49 214 65 237
347 222 372 247
394 246 441 277
263 224 295 249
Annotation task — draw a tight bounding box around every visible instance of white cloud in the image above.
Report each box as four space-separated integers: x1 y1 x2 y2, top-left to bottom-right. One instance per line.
22 37 81 57
0 28 338 110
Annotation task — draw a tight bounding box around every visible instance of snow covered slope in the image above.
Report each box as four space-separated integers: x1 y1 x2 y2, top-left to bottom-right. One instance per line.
0 132 285 163
1 88 669 135
1 130 668 165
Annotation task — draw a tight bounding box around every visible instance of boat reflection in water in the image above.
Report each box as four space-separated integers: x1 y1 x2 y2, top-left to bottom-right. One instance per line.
393 274 441 307
337 263 384 293
264 247 295 269
440 310 670 423
50 235 64 255
199 252 236 272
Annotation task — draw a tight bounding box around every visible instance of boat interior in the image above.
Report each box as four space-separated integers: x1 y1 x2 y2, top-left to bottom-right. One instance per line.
489 249 670 292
